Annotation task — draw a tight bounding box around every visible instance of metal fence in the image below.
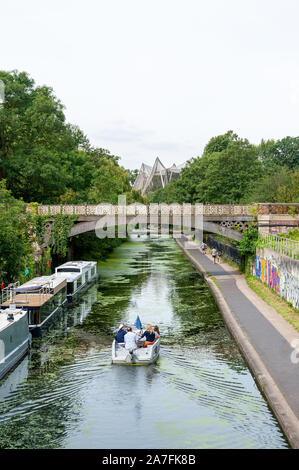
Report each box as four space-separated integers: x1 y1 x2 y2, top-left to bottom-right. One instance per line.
206 235 243 266
260 233 299 260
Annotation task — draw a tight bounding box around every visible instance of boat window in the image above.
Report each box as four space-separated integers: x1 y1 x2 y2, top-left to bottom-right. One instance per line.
77 277 82 288
57 268 81 273
28 309 40 325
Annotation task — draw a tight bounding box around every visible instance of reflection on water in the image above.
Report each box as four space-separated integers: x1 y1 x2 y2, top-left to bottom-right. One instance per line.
0 238 289 449
0 357 29 401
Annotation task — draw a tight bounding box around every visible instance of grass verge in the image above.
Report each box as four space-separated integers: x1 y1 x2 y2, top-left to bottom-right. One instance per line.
209 276 220 289
245 274 299 332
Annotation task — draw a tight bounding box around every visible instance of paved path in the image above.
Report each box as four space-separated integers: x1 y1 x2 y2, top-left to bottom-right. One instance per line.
176 238 299 430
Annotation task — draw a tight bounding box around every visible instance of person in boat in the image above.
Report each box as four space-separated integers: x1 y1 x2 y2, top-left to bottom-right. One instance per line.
115 324 127 343
153 325 160 338
140 324 156 348
124 327 138 351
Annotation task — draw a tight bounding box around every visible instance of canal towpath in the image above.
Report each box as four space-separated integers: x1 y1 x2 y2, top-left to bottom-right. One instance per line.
175 237 299 448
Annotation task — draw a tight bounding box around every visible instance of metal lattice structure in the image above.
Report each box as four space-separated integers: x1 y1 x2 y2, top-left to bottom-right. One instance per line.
133 157 186 195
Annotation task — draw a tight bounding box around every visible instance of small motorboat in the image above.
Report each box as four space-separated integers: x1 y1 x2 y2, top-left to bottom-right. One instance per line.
112 316 160 365
112 336 160 365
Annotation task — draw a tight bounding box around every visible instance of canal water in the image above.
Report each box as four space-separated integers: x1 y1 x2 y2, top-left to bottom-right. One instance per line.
0 238 289 449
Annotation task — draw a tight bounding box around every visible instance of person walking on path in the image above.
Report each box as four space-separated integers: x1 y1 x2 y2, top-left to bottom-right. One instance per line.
211 248 217 264
217 250 222 264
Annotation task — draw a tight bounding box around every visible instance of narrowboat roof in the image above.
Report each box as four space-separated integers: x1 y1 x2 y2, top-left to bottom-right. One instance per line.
55 261 97 271
54 271 83 283
0 308 28 333
21 275 67 291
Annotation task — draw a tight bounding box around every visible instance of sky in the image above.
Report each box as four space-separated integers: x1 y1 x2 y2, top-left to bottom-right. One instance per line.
1 0 298 169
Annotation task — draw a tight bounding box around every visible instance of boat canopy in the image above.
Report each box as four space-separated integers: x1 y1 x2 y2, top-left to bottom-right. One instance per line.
15 285 45 292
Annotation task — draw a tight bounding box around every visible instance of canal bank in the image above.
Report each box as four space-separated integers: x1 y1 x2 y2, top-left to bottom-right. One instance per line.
175 237 299 448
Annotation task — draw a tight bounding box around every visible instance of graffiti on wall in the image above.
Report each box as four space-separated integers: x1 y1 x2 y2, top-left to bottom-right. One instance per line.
253 252 299 310
254 258 280 293
280 271 299 310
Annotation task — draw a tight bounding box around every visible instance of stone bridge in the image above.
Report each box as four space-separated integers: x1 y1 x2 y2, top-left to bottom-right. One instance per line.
36 203 299 243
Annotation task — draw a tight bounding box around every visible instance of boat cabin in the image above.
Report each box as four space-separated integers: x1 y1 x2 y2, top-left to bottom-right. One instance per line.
0 275 67 334
0 307 30 380
54 261 97 302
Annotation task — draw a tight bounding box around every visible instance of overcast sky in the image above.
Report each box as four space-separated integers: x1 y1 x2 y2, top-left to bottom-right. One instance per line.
1 0 298 169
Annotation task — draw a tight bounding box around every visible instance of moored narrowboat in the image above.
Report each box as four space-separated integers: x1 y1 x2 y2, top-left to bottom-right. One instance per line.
1 275 67 337
0 306 31 380
55 261 98 304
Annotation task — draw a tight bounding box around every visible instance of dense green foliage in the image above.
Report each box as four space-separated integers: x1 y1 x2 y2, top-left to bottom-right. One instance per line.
0 70 145 205
238 225 259 257
150 131 299 204
128 169 139 186
257 137 299 172
70 233 123 262
0 181 35 283
0 183 82 283
245 167 299 203
0 70 147 283
277 228 299 241
50 215 78 257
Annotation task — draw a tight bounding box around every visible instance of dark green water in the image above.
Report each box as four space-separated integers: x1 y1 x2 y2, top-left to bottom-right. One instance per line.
0 238 289 448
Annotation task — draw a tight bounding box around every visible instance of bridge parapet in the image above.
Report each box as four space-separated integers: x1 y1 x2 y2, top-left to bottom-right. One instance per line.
257 203 299 215
32 203 299 247
200 204 252 215
256 204 299 235
37 204 253 216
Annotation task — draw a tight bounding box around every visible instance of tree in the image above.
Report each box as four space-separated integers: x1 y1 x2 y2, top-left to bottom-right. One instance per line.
128 169 139 186
0 70 140 205
245 167 299 203
0 180 34 283
203 130 239 154
197 139 261 203
86 156 131 204
0 70 90 202
171 133 261 204
149 181 177 203
257 136 299 172
149 131 263 204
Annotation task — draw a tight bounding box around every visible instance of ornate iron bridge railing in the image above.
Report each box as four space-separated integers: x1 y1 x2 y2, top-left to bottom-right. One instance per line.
36 204 253 217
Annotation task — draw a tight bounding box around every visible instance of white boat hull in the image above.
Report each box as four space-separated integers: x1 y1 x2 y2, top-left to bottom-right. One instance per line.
112 338 160 365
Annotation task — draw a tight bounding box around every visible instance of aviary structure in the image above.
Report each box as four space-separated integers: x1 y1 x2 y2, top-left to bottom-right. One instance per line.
133 157 186 195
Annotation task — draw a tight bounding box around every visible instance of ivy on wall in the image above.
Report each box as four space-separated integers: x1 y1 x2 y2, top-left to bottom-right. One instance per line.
31 213 78 259
238 224 259 257
50 215 78 257
32 214 47 246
